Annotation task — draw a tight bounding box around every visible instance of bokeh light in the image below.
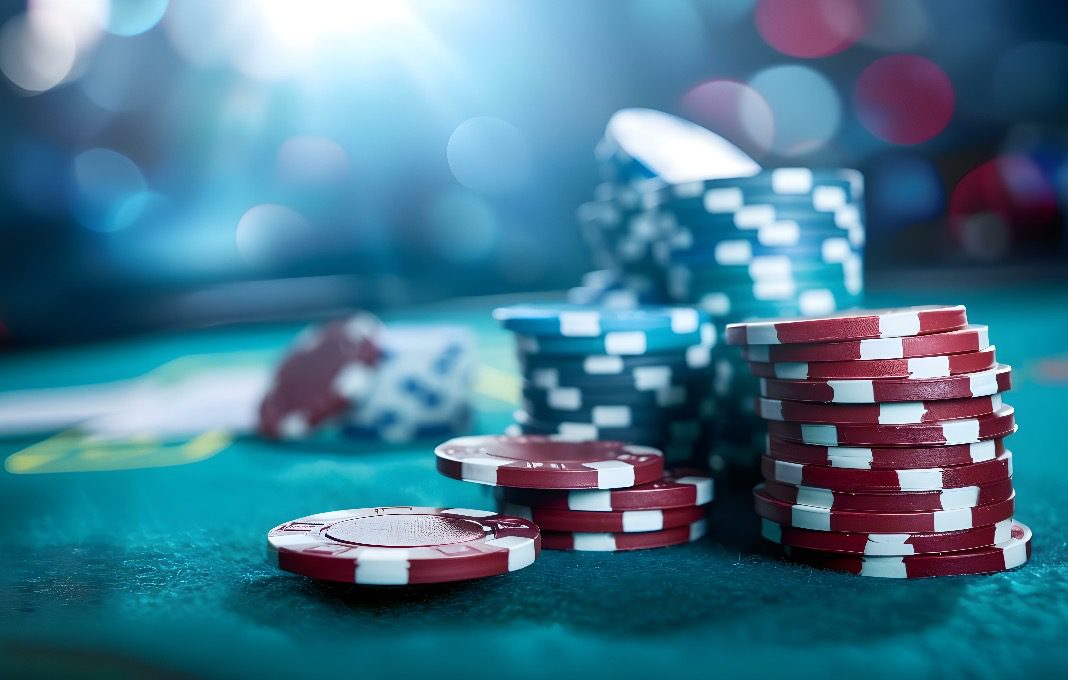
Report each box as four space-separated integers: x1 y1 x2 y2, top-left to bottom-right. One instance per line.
854 54 954 145
867 153 944 229
754 0 866 58
949 155 1059 256
426 191 499 263
0 10 77 93
447 117 531 194
276 136 350 187
69 148 147 232
103 0 169 37
746 65 840 156
79 33 170 112
235 204 315 268
681 79 774 158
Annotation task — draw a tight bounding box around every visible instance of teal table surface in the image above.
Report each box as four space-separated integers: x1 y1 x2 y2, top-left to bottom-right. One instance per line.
1 286 1067 680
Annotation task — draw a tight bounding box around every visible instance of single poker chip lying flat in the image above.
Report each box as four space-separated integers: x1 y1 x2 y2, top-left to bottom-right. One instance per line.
725 305 968 345
782 521 1032 578
762 517 1017 556
259 313 382 440
740 324 991 363
765 404 1016 447
761 476 1015 513
753 484 1015 533
748 345 997 380
758 365 1012 403
755 394 1003 424
765 436 1007 470
540 518 708 551
496 469 713 511
267 507 540 585
493 303 705 337
761 449 1013 491
501 502 707 533
434 435 664 489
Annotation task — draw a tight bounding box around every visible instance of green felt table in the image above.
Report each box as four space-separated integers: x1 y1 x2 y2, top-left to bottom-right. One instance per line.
2 286 1067 679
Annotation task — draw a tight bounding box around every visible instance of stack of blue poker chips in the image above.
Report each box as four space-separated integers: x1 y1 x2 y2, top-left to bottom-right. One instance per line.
567 109 867 473
494 303 718 466
650 167 866 470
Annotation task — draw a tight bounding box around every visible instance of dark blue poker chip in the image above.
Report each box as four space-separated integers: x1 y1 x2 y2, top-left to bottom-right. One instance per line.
494 303 706 337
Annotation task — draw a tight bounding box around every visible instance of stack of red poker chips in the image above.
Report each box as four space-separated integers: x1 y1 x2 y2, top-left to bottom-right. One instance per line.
434 434 713 551
726 306 1032 578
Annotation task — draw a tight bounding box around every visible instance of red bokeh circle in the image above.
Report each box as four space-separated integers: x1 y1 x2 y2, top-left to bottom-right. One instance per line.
854 54 955 145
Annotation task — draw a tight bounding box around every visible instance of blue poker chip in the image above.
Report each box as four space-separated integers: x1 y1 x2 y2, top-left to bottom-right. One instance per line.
662 235 860 267
513 412 712 446
521 378 713 407
519 395 714 428
518 345 715 379
514 319 714 356
494 303 705 337
644 167 864 210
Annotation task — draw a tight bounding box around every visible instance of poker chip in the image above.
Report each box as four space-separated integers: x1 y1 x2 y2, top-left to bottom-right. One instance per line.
517 321 714 356
755 393 1003 424
761 476 1016 513
521 382 712 410
725 305 968 346
540 518 708 551
258 314 382 440
782 521 1031 578
761 449 1013 491
434 435 665 489
497 469 713 511
762 518 1016 556
502 502 707 533
748 345 997 380
758 364 1012 403
513 412 710 447
494 303 703 337
765 404 1016 447
741 324 991 363
765 436 1007 470
267 507 540 585
520 397 715 428
753 484 1015 533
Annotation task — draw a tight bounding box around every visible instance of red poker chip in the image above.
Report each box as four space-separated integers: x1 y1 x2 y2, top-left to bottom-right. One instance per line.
540 519 708 551
501 501 707 533
765 404 1016 447
434 435 665 489
267 507 540 585
781 520 1032 578
758 364 1012 403
497 468 713 511
259 314 382 440
748 345 997 380
761 476 1015 513
725 305 969 346
740 324 990 363
762 517 1016 556
756 394 1003 424
753 484 1016 533
761 450 1013 491
765 436 1008 470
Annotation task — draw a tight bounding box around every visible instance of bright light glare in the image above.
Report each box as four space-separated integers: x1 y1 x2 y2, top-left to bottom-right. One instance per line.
257 0 413 48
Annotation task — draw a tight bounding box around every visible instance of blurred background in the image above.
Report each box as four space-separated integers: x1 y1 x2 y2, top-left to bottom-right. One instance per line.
2 0 1067 346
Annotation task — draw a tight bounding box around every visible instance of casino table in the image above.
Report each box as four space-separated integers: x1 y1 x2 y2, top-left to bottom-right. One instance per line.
2 284 1066 680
